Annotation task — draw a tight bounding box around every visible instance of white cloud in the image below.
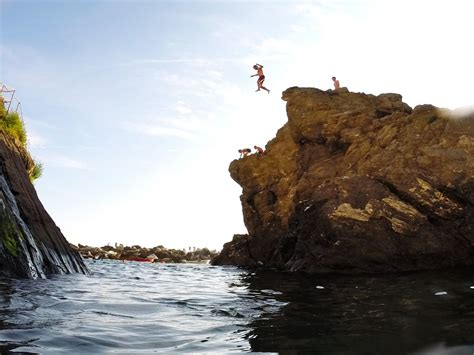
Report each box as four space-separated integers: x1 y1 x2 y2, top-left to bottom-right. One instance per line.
22 116 50 148
27 129 47 148
175 102 193 115
122 58 210 66
258 38 293 54
42 154 89 170
124 121 197 141
164 115 202 132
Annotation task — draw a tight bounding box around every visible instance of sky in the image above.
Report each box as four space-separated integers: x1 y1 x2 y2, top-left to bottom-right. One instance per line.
1 0 473 250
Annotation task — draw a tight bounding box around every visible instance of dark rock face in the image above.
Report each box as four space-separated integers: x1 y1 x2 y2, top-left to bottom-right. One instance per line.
212 87 474 274
0 131 88 278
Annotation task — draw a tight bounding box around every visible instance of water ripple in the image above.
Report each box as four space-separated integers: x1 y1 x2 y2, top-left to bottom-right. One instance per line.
1 260 474 353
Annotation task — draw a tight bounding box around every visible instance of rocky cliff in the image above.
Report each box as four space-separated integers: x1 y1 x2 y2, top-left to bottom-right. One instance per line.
0 127 88 278
212 87 474 273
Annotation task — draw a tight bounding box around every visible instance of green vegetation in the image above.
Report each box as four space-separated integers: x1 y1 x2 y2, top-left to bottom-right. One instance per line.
0 99 44 181
0 108 27 146
30 160 43 182
4 234 18 257
0 213 20 257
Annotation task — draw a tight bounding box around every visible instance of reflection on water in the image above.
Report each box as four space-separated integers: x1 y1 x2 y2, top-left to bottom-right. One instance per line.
1 260 474 354
243 270 474 354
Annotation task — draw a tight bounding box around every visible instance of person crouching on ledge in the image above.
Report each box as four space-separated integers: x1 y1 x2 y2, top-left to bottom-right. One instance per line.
254 145 265 155
238 148 251 158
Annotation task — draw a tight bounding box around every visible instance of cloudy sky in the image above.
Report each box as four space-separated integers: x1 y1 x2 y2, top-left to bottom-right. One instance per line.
1 0 473 250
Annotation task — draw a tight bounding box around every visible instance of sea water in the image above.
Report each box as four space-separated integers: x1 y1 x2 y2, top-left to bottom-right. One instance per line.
1 259 474 354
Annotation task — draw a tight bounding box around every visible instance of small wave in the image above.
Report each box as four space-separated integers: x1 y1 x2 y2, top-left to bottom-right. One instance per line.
90 310 135 319
0 338 39 353
2 260 474 353
211 309 245 318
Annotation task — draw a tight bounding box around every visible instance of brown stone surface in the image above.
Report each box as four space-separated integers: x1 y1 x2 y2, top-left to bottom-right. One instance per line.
212 87 474 273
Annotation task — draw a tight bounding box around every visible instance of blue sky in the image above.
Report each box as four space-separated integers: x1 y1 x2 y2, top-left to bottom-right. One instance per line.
1 0 473 250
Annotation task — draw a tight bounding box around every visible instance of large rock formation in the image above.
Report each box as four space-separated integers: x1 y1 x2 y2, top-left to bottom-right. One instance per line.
213 87 474 273
0 129 88 278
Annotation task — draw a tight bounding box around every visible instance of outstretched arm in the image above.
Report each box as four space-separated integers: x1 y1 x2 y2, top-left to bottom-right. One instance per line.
250 74 258 77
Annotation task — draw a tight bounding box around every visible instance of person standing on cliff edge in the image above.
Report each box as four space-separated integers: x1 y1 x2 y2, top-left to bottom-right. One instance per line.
251 64 270 93
332 76 340 91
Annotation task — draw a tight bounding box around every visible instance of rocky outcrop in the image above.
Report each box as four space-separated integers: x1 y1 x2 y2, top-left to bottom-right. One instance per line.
75 244 218 263
213 87 474 273
0 130 88 278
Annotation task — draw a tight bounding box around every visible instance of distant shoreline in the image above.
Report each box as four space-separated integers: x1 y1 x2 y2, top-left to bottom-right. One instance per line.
72 243 219 264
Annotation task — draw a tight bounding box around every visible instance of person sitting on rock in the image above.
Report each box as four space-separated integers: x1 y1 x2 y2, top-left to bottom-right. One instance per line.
254 145 265 155
238 148 251 158
251 64 270 94
332 76 340 91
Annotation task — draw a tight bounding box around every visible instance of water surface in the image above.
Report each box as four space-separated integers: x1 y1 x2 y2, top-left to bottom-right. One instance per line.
1 260 474 354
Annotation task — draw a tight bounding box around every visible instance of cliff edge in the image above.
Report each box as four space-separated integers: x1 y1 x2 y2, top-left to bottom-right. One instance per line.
212 87 474 273
0 101 88 278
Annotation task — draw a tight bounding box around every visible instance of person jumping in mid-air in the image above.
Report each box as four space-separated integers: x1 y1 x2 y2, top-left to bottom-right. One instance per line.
251 64 270 93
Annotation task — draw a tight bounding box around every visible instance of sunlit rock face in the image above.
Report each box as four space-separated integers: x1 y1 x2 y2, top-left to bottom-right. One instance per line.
213 87 474 273
0 131 88 278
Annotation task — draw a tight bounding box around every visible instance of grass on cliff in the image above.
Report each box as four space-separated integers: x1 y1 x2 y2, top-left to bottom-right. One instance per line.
0 101 43 181
0 107 27 146
30 160 43 182
0 213 20 257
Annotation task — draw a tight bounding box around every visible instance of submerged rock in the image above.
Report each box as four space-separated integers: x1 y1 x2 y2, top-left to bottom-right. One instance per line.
0 130 88 278
213 87 474 273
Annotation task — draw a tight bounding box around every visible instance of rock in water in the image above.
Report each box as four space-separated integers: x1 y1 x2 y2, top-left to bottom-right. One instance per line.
212 87 474 274
0 131 88 278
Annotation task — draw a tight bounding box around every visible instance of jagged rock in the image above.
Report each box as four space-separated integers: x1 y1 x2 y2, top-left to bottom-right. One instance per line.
212 87 474 274
212 234 260 266
0 131 88 278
